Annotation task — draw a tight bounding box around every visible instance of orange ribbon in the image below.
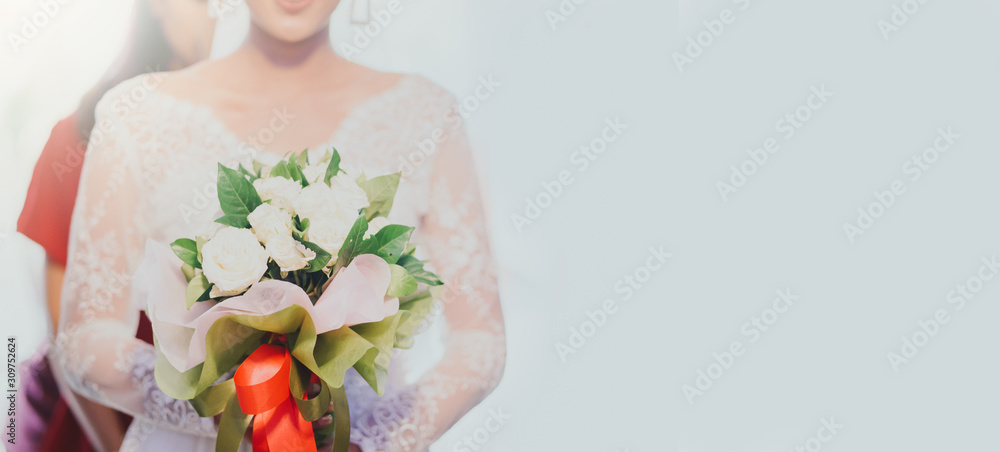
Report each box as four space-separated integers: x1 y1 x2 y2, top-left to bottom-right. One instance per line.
234 344 317 452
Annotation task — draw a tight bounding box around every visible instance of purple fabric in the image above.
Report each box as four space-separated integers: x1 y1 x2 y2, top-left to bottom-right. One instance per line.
7 344 59 452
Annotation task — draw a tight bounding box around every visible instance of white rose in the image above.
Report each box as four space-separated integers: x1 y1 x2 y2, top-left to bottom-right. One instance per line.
364 216 390 239
253 176 302 215
294 183 341 223
340 164 361 176
329 175 370 214
266 235 317 272
302 165 326 184
201 227 270 297
247 203 293 245
306 215 354 255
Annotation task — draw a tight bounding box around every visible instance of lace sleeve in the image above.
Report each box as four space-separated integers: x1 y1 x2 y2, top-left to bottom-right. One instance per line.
51 81 216 438
350 115 507 451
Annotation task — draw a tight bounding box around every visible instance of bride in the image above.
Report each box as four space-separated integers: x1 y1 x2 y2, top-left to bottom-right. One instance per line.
52 0 506 450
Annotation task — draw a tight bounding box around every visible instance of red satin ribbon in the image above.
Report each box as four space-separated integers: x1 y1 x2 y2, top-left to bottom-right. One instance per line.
234 344 317 452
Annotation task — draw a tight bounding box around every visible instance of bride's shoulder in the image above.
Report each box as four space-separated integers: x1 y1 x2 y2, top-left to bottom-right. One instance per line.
92 73 167 122
344 61 455 105
395 73 457 104
92 67 206 125
372 73 460 126
93 62 232 135
146 61 224 99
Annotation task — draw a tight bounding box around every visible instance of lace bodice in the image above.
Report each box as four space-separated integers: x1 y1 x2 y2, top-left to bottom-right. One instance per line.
52 73 506 452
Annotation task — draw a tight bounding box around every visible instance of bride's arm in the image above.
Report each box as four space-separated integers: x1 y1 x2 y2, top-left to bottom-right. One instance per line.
350 121 507 451
51 86 216 438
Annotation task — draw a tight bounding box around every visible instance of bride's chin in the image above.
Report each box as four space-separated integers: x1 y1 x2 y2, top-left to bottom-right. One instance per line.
255 18 330 43
272 25 325 43
246 0 339 42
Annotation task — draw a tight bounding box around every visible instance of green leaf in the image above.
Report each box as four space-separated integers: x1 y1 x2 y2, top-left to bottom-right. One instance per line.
269 161 292 180
217 163 262 217
185 274 211 309
285 156 307 186
195 235 207 262
295 149 309 168
267 260 282 280
335 215 368 267
180 263 196 282
323 148 342 185
358 173 401 220
215 214 250 229
197 285 214 302
301 240 332 273
386 264 417 297
293 216 310 241
171 238 201 269
318 149 332 165
237 164 257 182
357 225 412 265
396 254 443 286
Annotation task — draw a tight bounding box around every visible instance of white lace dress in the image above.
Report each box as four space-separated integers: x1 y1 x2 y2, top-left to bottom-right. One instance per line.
52 74 506 452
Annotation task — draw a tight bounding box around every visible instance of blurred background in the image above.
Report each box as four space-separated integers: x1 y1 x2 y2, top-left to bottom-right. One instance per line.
4 0 1000 450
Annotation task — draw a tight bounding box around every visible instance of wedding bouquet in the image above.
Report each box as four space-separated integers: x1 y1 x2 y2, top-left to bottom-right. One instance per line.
136 150 442 452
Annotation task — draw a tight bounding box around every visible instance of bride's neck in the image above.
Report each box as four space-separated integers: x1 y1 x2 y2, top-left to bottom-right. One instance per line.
237 25 341 78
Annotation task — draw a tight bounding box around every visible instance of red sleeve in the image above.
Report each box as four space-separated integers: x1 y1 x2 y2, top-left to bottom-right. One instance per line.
17 114 87 266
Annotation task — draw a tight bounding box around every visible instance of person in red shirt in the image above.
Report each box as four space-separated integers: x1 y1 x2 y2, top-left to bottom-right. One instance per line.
12 0 216 450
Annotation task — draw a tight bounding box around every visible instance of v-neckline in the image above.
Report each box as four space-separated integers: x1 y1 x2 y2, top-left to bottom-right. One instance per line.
144 73 414 161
